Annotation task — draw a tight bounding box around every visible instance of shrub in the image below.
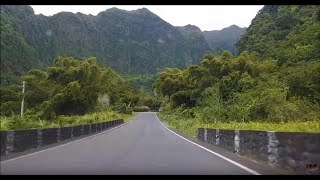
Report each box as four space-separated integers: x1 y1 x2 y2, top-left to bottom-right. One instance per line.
133 106 150 112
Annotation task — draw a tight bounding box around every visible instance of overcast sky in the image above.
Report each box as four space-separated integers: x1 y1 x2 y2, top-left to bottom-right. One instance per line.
31 5 263 31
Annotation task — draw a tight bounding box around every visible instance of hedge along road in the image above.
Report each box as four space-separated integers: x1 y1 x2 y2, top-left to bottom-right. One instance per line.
1 112 266 175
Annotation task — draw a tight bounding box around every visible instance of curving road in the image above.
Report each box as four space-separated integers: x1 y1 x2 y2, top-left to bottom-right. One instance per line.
1 112 266 175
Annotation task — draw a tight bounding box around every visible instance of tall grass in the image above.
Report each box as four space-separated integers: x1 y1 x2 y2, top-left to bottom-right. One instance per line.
159 111 320 138
0 110 135 131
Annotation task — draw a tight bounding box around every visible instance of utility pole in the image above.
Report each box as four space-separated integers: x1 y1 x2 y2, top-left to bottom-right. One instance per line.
20 81 25 119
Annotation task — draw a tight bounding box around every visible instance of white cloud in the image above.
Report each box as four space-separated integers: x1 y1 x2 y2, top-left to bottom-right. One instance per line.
31 5 263 31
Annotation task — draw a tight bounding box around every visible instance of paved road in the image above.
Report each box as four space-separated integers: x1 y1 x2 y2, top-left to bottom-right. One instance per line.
1 112 259 175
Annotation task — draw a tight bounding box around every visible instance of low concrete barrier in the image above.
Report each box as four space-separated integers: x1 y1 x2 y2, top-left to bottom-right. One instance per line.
1 131 7 155
97 123 102 132
0 119 124 157
72 125 82 138
83 124 91 135
42 128 58 146
90 124 97 134
198 128 320 174
60 126 72 141
13 129 38 153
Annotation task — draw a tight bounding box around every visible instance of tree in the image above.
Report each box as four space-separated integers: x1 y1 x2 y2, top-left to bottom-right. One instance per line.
1 56 140 120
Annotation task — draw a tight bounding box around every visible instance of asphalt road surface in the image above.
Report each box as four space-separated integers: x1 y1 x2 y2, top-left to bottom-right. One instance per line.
1 112 264 175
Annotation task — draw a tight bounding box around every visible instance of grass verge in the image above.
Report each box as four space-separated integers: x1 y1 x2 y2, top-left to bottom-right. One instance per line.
158 112 320 138
0 110 136 131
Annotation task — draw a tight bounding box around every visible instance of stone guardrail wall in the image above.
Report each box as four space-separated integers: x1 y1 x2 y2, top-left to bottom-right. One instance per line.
198 128 320 174
0 119 124 157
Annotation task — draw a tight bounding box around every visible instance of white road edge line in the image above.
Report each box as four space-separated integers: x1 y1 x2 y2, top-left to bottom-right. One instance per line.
1 121 131 163
155 113 261 175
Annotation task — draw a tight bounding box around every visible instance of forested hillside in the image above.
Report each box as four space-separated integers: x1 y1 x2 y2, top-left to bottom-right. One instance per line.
1 5 248 86
236 5 320 66
176 25 210 66
203 25 246 55
1 5 211 85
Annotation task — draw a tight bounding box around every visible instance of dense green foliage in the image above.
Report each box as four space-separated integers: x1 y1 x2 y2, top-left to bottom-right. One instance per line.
236 5 320 66
155 51 320 123
2 5 319 134
125 74 156 90
133 106 150 112
0 57 141 124
137 93 161 111
0 6 44 85
155 5 320 133
1 5 211 85
203 25 246 55
0 85 21 116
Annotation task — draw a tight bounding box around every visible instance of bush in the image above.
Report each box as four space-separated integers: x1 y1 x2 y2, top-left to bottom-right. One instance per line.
95 94 110 111
138 95 161 111
133 106 150 112
0 101 21 116
116 103 133 114
2 115 58 130
0 86 21 116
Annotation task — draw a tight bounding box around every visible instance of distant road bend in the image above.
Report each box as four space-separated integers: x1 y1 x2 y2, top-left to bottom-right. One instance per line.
1 112 271 175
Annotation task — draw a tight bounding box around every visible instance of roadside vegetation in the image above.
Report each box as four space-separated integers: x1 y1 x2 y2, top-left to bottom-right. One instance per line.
1 6 319 135
155 51 320 136
155 6 320 136
159 109 320 138
0 110 135 131
0 57 142 131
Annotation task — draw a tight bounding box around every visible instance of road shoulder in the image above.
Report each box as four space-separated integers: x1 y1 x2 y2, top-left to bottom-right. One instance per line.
0 122 130 162
156 113 295 175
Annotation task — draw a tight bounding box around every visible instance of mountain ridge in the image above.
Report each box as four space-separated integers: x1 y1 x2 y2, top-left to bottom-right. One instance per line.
1 5 245 84
203 24 246 55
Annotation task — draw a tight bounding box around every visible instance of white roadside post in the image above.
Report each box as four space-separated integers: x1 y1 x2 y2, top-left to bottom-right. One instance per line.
20 81 26 119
